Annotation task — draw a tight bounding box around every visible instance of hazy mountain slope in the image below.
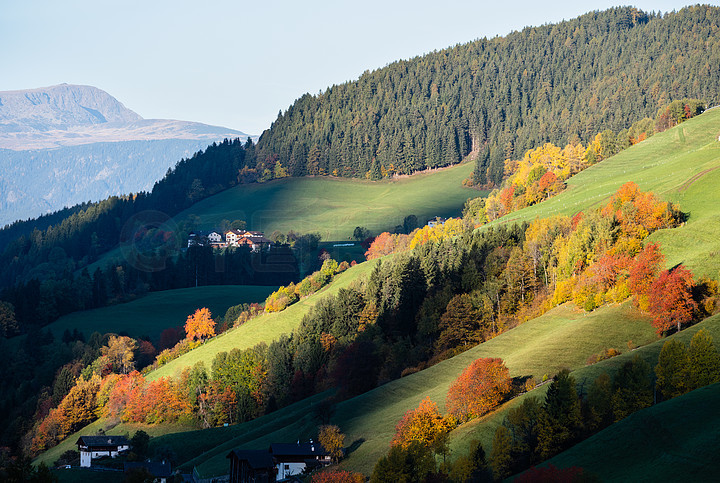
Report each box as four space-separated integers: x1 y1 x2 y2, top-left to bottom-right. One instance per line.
0 84 140 133
0 84 251 225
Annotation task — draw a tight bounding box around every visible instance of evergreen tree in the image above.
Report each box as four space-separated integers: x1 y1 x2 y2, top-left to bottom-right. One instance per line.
536 369 582 460
688 329 720 389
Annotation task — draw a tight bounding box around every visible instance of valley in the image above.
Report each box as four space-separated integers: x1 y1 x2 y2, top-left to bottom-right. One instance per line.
2 6 720 483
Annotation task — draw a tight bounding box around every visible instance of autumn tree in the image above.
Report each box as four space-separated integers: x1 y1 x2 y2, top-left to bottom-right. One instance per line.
628 243 664 310
185 307 216 341
318 424 345 463
0 301 19 338
446 357 512 421
391 397 453 451
649 266 697 334
101 335 137 374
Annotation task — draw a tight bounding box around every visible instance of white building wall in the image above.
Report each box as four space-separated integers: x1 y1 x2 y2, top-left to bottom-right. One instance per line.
276 462 306 479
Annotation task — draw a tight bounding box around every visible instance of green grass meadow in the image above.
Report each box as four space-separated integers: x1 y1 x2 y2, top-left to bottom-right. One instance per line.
535 314 720 482
176 162 478 241
46 285 275 342
146 259 379 381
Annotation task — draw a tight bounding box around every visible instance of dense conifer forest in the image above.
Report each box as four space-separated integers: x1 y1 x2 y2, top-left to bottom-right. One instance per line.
255 6 720 184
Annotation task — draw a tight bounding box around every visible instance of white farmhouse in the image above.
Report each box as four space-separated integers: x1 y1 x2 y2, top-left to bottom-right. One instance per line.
76 435 130 467
270 441 331 479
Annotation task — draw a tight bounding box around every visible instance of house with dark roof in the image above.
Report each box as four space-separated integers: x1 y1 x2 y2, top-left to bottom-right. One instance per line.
237 234 273 252
227 442 331 483
124 461 172 483
227 449 276 483
76 435 130 467
270 442 330 480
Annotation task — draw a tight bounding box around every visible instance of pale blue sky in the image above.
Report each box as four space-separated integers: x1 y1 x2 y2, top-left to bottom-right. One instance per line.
1 1 704 134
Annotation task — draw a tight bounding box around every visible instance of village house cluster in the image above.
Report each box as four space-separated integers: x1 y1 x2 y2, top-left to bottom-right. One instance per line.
187 229 273 252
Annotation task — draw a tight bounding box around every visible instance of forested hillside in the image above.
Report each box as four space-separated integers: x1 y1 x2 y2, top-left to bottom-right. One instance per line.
255 6 720 185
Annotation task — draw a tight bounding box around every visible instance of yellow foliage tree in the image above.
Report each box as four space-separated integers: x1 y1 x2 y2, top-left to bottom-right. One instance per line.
185 307 216 341
318 424 345 463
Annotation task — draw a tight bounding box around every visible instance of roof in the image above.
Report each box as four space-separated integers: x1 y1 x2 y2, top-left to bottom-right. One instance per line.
124 461 172 478
239 235 272 244
270 442 328 458
76 435 130 447
227 449 274 469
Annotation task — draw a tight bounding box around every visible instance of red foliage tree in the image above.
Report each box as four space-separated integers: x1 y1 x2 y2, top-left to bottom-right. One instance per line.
159 326 183 350
628 243 664 309
499 185 515 214
538 171 558 192
365 232 410 259
589 253 630 290
649 265 697 334
446 358 512 421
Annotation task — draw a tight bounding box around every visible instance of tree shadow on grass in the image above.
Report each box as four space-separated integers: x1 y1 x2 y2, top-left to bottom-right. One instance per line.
344 438 365 457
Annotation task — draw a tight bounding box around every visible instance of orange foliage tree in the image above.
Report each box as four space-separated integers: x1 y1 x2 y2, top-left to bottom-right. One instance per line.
365 232 410 259
185 307 216 341
391 397 453 449
649 265 697 334
446 357 512 421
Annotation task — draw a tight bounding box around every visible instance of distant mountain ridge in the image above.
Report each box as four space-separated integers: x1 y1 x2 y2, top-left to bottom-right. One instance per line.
0 84 141 133
0 84 253 225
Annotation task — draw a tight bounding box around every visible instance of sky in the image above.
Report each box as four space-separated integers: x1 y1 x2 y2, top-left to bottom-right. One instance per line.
0 1 705 135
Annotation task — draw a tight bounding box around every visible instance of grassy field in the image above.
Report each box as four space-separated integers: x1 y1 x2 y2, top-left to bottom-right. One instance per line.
83 161 477 276
493 108 720 278
46 285 275 341
175 162 478 241
540 382 720 481
37 416 196 470
530 314 720 482
184 301 659 477
146 259 379 381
